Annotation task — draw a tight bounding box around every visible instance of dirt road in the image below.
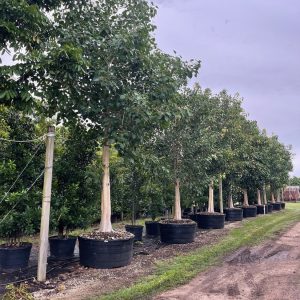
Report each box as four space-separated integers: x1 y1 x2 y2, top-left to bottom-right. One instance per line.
155 222 300 300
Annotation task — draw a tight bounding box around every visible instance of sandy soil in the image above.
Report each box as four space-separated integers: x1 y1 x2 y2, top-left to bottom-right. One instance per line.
155 222 300 300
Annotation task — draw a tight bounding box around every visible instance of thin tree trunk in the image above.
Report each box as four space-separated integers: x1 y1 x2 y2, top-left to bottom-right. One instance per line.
257 189 262 205
174 178 182 220
243 189 249 206
208 180 214 213
99 144 113 232
263 184 267 205
271 192 275 204
281 188 284 202
219 175 223 213
132 198 135 225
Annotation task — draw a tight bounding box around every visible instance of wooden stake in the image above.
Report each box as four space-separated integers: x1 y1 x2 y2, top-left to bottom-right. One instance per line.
37 126 55 282
99 144 113 232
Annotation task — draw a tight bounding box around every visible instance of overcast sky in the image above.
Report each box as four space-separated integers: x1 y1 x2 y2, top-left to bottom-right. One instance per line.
152 0 300 176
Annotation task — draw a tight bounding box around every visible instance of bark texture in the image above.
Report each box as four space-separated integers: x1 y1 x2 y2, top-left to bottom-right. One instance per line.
271 192 275 204
243 189 249 206
208 180 214 213
99 145 113 232
219 175 223 213
174 178 182 220
257 189 262 205
228 192 234 209
263 185 267 205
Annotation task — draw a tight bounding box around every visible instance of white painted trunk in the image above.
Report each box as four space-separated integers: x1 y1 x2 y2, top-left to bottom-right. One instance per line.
228 192 234 208
257 189 262 205
271 192 275 204
99 145 113 232
208 180 214 213
276 190 280 202
219 175 223 213
243 189 249 206
263 185 267 205
174 179 182 220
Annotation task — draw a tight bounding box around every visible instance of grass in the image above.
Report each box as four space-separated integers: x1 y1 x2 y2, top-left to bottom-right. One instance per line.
97 203 300 300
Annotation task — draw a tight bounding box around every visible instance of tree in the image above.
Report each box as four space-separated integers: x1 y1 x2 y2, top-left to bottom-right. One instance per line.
0 106 44 244
23 0 199 233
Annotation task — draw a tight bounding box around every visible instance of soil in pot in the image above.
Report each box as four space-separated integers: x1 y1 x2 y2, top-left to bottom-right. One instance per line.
145 221 160 236
0 242 32 270
79 230 134 269
242 206 257 218
224 208 243 221
256 205 267 215
196 212 225 229
267 204 273 213
272 203 282 211
281 202 286 209
49 236 77 259
125 225 143 241
159 219 196 244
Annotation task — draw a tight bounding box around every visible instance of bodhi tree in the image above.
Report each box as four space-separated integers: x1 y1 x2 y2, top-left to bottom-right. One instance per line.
25 0 199 233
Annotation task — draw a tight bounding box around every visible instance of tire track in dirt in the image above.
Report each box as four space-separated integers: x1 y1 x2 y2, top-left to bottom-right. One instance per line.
155 222 300 300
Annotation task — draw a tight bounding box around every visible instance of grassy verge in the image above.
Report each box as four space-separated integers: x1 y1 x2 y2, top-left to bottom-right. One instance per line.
97 203 300 300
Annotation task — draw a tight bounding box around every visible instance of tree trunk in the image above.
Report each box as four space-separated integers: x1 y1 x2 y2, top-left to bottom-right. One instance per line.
271 192 275 204
219 175 223 213
276 190 280 202
228 192 234 208
208 180 214 213
99 144 113 232
257 189 262 205
281 188 284 202
174 178 181 220
263 184 267 205
243 189 249 206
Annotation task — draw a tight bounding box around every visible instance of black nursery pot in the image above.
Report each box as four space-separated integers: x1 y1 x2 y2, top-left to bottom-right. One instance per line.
256 205 267 215
224 208 243 221
49 236 77 259
272 203 282 211
159 221 196 244
243 206 257 218
196 213 225 229
0 242 32 270
281 202 286 209
125 225 143 241
145 221 160 236
78 236 134 269
267 204 273 213
189 214 197 222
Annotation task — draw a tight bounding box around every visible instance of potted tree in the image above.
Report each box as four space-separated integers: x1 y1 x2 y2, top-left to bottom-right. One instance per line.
224 184 243 221
49 126 98 259
0 107 43 270
241 188 257 218
255 188 267 215
196 180 225 229
0 198 33 270
32 0 199 268
145 187 163 237
124 164 144 242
